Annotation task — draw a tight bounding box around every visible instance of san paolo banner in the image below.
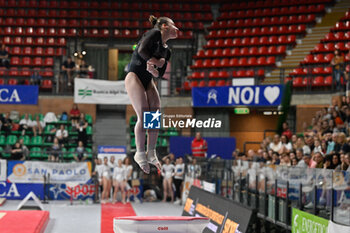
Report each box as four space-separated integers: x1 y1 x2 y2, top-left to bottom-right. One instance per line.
192 85 283 107
182 186 253 233
0 85 38 105
7 161 92 184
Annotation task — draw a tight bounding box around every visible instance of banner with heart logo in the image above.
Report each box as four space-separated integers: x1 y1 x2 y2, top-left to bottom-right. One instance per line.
192 85 283 107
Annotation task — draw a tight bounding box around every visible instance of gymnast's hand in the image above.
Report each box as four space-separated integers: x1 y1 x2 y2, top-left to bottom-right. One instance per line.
146 63 159 77
147 58 165 68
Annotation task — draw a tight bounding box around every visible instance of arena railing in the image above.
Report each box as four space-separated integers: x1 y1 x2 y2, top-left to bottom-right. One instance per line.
201 159 350 228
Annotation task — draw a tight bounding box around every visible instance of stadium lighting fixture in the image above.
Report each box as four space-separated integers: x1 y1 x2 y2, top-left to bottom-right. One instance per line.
263 111 272 115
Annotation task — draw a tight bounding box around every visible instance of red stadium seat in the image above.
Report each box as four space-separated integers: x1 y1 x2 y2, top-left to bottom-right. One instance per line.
312 76 324 87
8 78 18 85
11 47 21 55
293 77 306 87
208 80 216 87
209 71 219 79
44 58 53 66
217 80 226 87
10 57 20 66
324 75 332 86
22 57 32 66
198 81 206 87
41 80 53 90
42 68 53 77
33 57 43 66
34 47 44 56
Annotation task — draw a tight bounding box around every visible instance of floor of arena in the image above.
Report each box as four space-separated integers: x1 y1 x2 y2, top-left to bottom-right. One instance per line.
1 200 183 233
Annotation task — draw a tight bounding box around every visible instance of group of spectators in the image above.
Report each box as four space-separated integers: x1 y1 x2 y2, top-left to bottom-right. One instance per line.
0 104 91 162
236 97 350 172
60 56 91 92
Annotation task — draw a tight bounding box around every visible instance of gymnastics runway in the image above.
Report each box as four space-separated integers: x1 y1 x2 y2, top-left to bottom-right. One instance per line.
0 200 183 233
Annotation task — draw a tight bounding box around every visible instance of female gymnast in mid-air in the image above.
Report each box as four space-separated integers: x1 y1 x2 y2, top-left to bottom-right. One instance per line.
125 15 178 173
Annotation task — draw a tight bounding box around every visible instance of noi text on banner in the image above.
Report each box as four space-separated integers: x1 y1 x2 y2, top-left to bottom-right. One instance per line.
0 85 38 105
7 161 91 184
192 85 283 107
74 78 130 105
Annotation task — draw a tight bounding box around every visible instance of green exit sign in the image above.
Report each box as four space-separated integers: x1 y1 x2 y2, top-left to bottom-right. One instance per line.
234 108 249 114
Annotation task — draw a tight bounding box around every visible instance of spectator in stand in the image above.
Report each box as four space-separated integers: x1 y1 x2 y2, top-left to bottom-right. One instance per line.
345 153 350 171
18 138 29 160
313 139 322 154
269 134 282 153
19 113 33 136
11 142 25 160
331 49 345 91
31 115 45 137
112 159 127 204
73 141 88 162
327 132 338 154
336 132 350 153
280 153 291 166
280 135 292 154
303 153 317 168
332 111 345 132
76 113 88 146
29 71 42 85
187 158 201 178
295 136 311 154
49 137 62 162
55 124 68 146
271 152 280 165
345 61 350 97
173 157 185 204
161 157 175 202
331 153 340 169
77 60 89 78
291 158 298 166
314 152 324 168
0 43 10 69
61 57 76 88
0 112 12 136
191 132 207 157
281 122 293 139
69 104 80 127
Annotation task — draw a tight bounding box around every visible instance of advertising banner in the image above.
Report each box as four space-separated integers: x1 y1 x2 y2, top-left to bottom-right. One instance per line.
327 220 350 233
292 208 329 233
192 85 283 107
7 161 91 184
74 78 130 104
0 85 38 105
47 183 95 200
0 181 44 200
0 159 6 181
183 186 253 233
97 146 127 161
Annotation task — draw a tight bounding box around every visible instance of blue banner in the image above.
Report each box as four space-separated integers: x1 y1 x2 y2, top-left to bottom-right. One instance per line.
0 181 44 200
0 85 39 105
169 136 236 159
192 85 283 107
98 145 126 154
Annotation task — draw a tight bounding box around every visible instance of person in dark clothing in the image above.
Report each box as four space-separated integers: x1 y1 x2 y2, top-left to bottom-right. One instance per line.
74 141 88 162
78 60 89 78
11 142 25 160
0 43 10 69
76 113 88 147
1 112 12 136
60 57 76 88
125 15 178 174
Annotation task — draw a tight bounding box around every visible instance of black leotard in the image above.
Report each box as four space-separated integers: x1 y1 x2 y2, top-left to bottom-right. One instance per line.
128 28 171 90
